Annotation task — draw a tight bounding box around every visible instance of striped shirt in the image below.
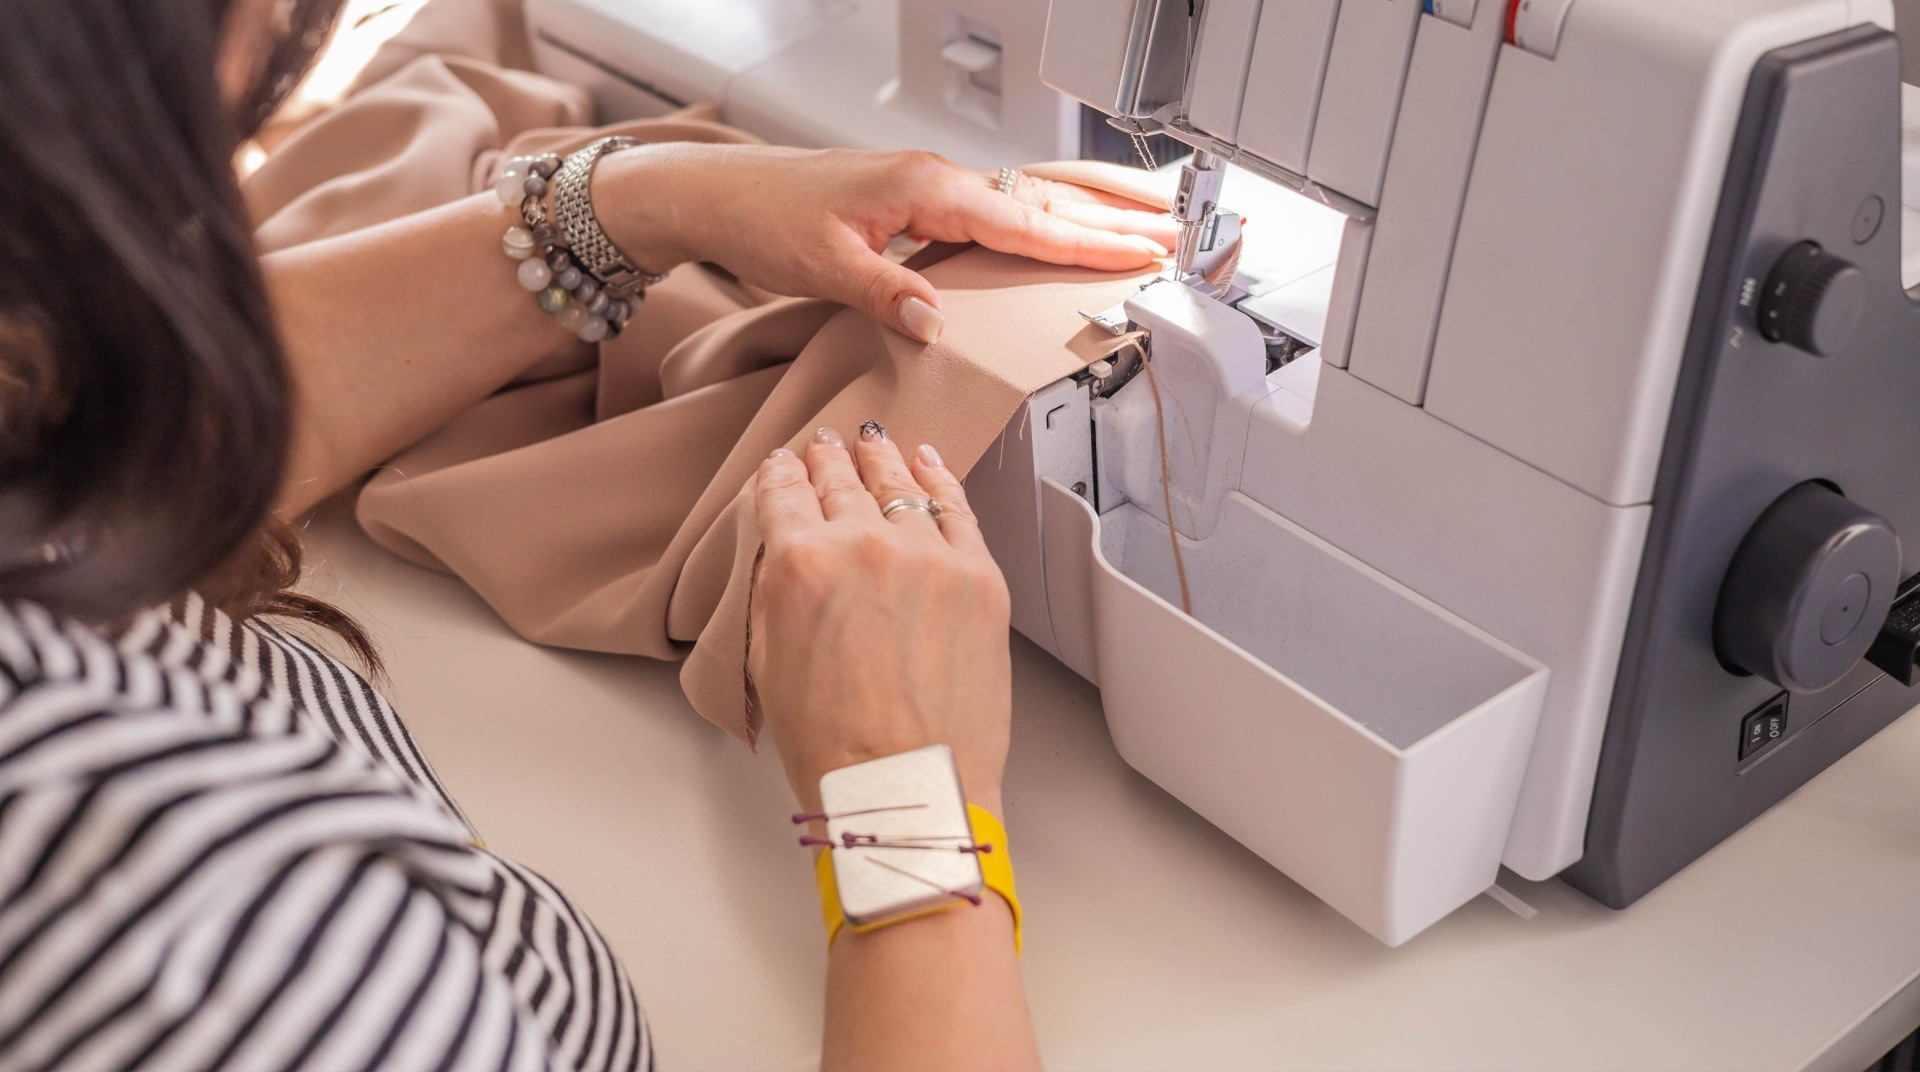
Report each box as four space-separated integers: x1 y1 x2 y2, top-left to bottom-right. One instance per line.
0 596 648 1071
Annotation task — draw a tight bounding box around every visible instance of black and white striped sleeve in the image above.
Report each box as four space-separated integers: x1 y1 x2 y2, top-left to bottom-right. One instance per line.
0 600 647 1072
20 845 553 1072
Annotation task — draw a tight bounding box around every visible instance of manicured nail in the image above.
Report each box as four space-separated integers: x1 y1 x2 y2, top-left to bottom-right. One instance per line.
1127 235 1170 258
899 296 944 345
917 443 944 468
859 419 888 442
768 447 795 460
813 426 845 448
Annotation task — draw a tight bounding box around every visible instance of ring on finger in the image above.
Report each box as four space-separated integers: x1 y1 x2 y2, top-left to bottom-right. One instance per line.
881 496 944 522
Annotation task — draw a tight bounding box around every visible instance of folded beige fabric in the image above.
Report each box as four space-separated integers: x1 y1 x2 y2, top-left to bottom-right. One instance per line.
249 0 1157 740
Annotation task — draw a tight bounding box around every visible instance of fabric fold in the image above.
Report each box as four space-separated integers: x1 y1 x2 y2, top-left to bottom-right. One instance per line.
250 0 1158 738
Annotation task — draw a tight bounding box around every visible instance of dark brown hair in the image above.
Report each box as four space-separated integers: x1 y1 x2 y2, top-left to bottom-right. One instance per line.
0 0 375 666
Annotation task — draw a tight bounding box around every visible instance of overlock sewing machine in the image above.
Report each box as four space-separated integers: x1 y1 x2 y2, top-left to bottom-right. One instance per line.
528 0 1920 944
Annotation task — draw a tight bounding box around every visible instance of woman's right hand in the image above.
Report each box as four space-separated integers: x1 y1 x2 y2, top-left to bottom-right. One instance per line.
747 422 1013 815
597 143 1173 346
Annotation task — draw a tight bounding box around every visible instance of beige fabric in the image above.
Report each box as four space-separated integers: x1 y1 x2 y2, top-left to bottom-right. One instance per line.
249 0 1157 740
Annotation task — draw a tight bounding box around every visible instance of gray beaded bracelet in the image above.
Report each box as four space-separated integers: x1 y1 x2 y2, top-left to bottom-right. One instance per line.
495 152 642 343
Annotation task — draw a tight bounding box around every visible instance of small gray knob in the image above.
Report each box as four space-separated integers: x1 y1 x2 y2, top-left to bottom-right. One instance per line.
1757 242 1868 357
1714 483 1901 693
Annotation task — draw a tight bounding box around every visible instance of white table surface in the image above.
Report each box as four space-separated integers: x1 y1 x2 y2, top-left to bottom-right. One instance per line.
300 498 1920 1072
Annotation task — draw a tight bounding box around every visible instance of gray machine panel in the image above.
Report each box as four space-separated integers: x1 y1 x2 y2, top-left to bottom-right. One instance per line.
1568 27 1920 907
1899 0 1919 82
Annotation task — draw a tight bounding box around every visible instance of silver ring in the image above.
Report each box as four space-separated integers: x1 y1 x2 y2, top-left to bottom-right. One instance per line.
995 166 1022 197
881 496 944 522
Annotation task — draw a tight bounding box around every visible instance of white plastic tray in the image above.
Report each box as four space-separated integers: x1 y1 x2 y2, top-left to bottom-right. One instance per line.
1041 480 1549 944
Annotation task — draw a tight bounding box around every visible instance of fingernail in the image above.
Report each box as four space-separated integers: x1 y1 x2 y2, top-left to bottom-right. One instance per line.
899 296 944 345
917 443 944 468
1127 236 1170 258
768 447 795 460
859 419 888 442
812 426 845 448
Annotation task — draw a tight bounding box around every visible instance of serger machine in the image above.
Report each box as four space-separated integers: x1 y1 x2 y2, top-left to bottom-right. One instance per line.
527 0 1920 944
963 0 1920 944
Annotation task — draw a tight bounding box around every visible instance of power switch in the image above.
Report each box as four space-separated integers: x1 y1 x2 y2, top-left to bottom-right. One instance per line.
1739 694 1789 761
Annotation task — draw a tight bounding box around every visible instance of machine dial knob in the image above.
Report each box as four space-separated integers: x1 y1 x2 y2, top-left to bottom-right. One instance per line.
1756 241 1868 356
1714 482 1901 694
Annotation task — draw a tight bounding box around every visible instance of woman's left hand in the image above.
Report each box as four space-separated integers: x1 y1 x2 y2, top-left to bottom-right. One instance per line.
747 424 1013 816
594 145 1176 344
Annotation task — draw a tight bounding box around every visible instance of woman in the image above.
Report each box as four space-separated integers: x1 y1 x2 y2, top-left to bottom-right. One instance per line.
0 0 1174 1068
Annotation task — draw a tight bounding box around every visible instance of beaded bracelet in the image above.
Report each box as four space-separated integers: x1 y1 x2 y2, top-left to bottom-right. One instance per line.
495 151 648 343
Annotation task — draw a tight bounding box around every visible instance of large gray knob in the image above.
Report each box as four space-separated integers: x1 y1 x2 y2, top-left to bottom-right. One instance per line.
1714 483 1901 693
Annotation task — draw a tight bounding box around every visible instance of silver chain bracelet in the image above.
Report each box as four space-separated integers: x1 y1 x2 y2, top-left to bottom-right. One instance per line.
551 136 671 299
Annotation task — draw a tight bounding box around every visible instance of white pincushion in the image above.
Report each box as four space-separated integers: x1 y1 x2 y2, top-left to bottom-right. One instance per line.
820 744 984 926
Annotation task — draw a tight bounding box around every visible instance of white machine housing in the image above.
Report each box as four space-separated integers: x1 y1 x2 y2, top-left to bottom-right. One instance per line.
976 0 1914 945
523 0 1078 166
527 0 1920 944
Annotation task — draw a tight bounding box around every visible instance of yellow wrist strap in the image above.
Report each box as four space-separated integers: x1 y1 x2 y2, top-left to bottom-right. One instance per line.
816 803 1022 954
